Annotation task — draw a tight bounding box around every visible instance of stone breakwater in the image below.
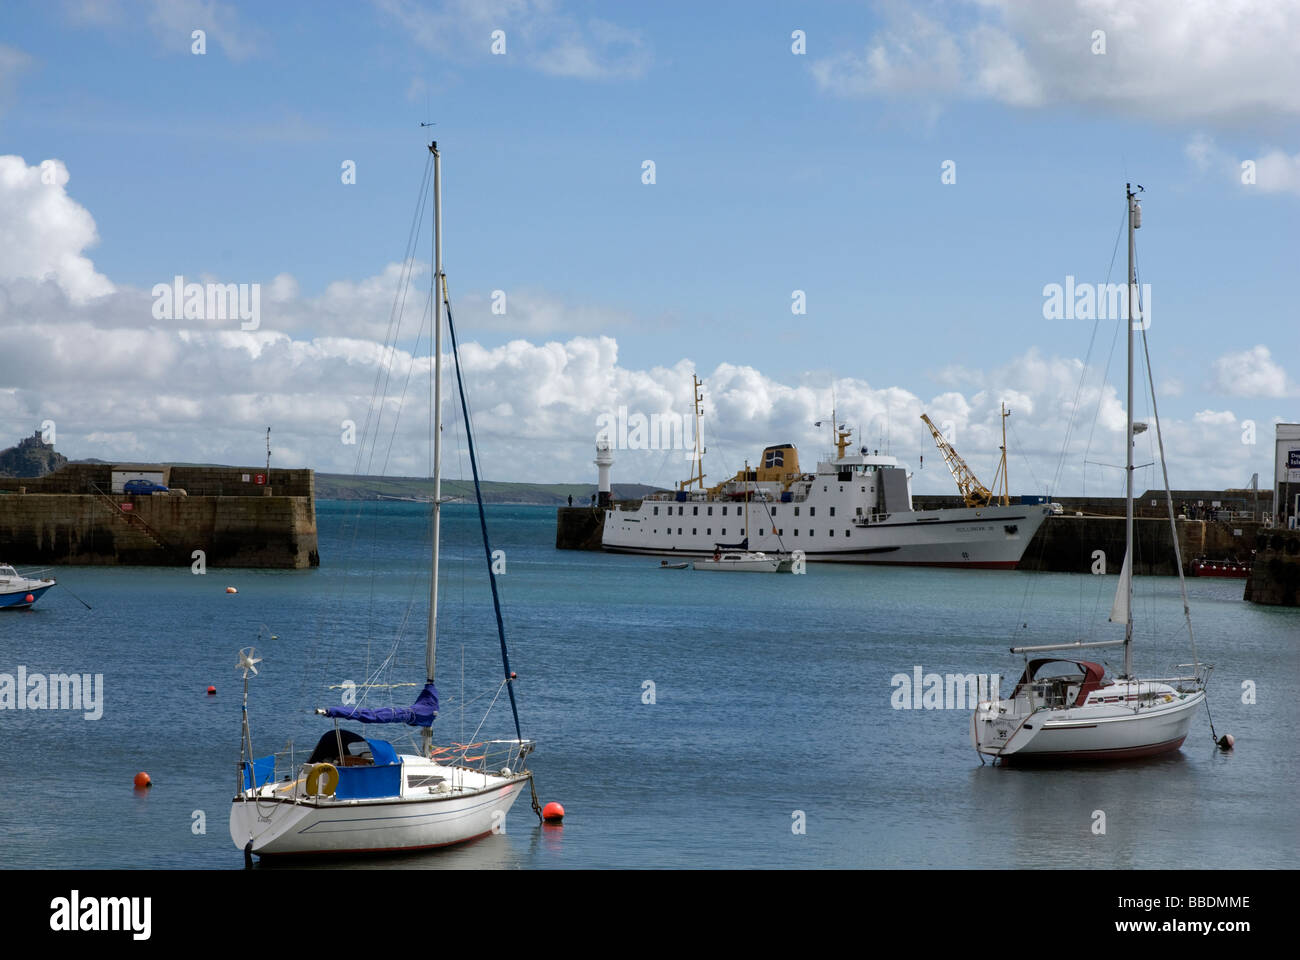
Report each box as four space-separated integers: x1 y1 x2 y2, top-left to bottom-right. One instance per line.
0 464 318 568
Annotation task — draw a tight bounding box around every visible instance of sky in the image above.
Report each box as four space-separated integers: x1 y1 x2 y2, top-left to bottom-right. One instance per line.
1 0 1297 497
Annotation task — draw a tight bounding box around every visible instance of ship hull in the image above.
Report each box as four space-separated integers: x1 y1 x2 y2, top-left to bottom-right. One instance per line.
604 503 1049 568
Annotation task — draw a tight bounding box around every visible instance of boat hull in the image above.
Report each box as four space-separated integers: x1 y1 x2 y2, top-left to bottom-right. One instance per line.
605 503 1048 568
972 691 1204 762
0 584 55 609
230 772 528 857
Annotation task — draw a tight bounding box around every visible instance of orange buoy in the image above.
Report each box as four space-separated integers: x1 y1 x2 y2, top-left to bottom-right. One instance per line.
133 772 152 789
206 685 216 695
226 586 237 594
25 594 34 603
542 801 564 822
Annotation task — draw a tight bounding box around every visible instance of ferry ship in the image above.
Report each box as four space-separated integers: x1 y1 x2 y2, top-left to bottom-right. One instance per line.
601 393 1051 568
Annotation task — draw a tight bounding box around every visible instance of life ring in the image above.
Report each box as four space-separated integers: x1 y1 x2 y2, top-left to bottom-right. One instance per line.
306 762 338 797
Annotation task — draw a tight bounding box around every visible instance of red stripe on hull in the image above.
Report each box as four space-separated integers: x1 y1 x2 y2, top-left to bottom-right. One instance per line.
256 829 495 858
1001 735 1187 764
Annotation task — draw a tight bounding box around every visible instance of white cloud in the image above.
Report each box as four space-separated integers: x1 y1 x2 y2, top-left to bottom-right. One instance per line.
0 44 31 113
0 156 1269 494
813 1 1300 125
0 156 113 302
1211 345 1295 397
1252 149 1300 195
375 0 651 79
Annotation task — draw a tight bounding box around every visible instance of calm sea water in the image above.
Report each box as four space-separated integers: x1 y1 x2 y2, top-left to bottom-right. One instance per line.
3 500 1296 869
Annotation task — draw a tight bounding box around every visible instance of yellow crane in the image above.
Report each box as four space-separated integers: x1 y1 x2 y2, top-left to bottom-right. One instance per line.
919 407 1010 507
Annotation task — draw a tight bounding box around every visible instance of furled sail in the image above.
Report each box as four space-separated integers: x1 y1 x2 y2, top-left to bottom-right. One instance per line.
1108 549 1131 624
323 681 438 726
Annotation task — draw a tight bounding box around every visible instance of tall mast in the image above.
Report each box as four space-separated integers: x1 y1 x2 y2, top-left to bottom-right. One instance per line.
428 142 443 688
1123 182 1138 677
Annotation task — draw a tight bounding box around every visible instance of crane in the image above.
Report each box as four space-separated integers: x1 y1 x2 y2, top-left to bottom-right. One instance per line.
919 412 1009 508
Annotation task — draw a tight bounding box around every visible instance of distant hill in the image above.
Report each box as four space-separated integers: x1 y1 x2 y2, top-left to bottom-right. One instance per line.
0 431 68 478
314 473 664 504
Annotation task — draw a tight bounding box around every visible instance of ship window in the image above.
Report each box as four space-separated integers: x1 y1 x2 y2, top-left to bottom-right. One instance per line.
771 507 777 516
693 506 698 516
823 485 827 492
778 529 783 536
860 487 865 492
722 507 727 516
794 507 800 516
829 507 835 516
707 528 711 535
707 506 713 516
845 529 850 537
692 528 697 535
678 506 683 516
653 507 658 515
809 530 814 536
809 507 815 516
722 529 726 535
677 528 682 535
839 486 843 492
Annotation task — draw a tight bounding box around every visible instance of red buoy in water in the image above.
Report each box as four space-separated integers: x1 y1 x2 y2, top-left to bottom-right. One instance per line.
24 594 34 603
226 586 237 594
206 685 216 695
133 772 152 789
542 801 564 822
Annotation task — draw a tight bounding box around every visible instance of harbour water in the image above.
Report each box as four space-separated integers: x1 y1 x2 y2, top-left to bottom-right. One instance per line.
2 501 1296 869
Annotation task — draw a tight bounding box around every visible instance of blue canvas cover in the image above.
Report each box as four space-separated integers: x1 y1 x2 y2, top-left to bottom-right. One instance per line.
365 738 400 766
323 682 438 727
242 754 275 790
334 763 402 800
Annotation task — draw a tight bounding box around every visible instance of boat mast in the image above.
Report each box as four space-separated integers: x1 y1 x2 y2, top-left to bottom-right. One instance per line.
428 141 443 698
1123 182 1138 678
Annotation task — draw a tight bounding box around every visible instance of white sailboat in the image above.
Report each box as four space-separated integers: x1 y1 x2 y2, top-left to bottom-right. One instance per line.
971 184 1208 763
230 142 537 858
692 459 790 572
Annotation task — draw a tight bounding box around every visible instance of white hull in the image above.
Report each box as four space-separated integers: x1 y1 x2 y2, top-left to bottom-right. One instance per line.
972 687 1204 761
692 551 781 572
607 503 1048 568
230 758 528 856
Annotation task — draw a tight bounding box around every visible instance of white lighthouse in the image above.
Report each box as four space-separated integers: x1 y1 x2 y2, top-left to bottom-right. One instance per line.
595 440 614 507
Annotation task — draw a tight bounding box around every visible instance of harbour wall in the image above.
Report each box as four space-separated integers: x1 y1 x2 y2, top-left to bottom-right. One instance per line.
0 464 318 568
1244 529 1300 606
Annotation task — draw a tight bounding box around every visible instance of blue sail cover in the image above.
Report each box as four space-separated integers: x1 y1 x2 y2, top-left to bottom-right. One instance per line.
323 682 438 726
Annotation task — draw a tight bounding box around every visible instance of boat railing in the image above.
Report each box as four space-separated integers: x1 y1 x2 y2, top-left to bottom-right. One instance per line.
430 738 535 774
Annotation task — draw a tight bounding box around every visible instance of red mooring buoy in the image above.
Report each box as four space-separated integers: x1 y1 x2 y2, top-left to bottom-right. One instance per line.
542 801 565 822
207 685 216 695
133 772 152 789
24 594 34 603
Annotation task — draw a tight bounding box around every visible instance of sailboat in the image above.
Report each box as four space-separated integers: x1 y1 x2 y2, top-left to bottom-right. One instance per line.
970 184 1208 763
229 142 537 857
692 460 787 572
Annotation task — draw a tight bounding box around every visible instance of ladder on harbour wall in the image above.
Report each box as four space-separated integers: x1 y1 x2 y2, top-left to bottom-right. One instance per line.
88 482 174 557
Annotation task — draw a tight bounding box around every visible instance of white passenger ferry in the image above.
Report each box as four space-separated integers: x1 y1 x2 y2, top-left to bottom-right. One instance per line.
602 420 1050 568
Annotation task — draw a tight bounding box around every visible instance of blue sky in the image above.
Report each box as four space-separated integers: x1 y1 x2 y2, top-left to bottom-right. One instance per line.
1 0 1297 494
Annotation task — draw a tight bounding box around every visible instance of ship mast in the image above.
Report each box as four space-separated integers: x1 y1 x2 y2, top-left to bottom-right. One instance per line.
678 374 707 491
1122 182 1141 678
426 142 444 746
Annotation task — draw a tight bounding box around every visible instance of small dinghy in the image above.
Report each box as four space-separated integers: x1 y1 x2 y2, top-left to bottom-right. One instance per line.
658 561 690 570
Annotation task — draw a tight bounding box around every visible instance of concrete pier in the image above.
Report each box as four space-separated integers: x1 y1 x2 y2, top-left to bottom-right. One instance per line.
0 463 319 568
1244 529 1300 606
556 505 606 551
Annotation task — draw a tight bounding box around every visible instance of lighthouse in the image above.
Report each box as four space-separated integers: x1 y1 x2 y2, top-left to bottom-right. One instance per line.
595 440 614 507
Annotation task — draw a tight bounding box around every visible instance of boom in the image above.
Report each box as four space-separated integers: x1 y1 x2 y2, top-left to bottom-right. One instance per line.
919 414 997 507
